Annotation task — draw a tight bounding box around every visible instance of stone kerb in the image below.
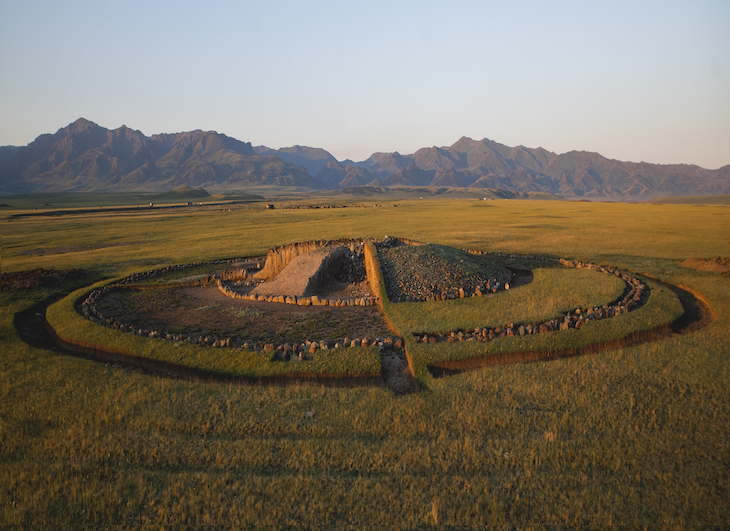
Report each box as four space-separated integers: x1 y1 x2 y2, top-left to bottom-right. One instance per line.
414 256 648 344
79 279 402 357
114 259 260 288
214 276 378 307
78 255 399 358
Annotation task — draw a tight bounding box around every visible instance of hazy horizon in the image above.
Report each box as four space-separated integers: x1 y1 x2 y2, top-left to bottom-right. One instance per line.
1 0 728 169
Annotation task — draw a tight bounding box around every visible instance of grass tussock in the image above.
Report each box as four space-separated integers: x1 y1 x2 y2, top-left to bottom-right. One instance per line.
224 307 265 319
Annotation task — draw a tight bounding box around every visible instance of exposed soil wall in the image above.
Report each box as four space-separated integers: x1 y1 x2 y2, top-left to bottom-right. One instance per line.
364 240 419 392
363 241 386 304
254 241 324 280
254 239 364 281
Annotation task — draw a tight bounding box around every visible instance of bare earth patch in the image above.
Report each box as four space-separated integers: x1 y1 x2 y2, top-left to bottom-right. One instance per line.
679 257 730 275
1 268 91 291
96 285 393 346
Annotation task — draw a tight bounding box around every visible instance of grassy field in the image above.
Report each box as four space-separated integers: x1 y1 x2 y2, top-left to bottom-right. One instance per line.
1 196 729 527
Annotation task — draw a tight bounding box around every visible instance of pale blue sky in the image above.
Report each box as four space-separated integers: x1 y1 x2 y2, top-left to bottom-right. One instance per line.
1 0 728 168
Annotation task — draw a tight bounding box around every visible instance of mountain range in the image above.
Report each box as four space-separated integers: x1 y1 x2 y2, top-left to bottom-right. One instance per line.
1 118 728 201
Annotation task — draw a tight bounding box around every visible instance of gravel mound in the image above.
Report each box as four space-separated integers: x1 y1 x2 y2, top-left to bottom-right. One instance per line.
376 240 512 302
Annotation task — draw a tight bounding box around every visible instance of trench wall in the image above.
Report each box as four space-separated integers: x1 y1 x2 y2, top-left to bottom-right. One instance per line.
363 241 386 305
255 238 368 281
254 241 324 280
304 246 348 296
364 240 420 390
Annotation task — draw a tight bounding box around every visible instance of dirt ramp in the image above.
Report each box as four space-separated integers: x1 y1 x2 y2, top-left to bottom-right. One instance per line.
251 246 346 298
254 241 324 280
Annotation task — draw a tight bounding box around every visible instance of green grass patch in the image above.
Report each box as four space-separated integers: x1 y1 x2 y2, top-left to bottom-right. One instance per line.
386 267 627 335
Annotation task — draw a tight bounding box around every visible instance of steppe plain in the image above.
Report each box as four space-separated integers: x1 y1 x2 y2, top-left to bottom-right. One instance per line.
1 193 729 527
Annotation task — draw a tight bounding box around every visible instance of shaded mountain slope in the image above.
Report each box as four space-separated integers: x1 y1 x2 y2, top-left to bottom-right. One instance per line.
254 145 336 176
0 119 319 193
1 119 728 200
359 137 730 200
315 161 374 188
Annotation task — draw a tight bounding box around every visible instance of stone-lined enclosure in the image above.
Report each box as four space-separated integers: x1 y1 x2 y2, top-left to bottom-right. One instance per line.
414 256 647 344
79 238 648 363
80 241 400 360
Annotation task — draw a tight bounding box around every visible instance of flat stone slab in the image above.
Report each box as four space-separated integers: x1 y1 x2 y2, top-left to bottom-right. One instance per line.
251 247 340 298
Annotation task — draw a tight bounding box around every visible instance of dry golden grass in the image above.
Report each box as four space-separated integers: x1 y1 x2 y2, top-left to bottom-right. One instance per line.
1 196 729 527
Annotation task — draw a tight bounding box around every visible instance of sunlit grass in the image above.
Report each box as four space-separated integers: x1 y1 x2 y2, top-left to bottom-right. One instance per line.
1 196 729 527
386 267 627 334
407 277 684 385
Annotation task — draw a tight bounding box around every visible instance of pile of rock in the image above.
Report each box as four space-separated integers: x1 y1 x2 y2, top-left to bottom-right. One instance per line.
252 335 405 362
375 238 513 303
327 244 367 285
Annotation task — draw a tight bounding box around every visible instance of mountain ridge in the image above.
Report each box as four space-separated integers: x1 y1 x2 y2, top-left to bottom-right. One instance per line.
1 118 728 200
